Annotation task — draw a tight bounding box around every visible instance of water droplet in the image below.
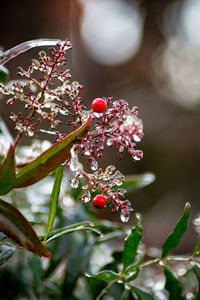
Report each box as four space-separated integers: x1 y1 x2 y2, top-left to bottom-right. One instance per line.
133 134 141 142
69 145 80 171
91 159 98 171
81 191 91 203
107 139 113 146
28 130 34 137
70 178 79 188
120 212 130 223
133 155 141 161
119 145 124 152
105 165 116 174
130 150 143 161
113 179 123 186
119 99 128 106
112 100 120 108
117 188 127 196
82 184 89 190
93 112 103 118
84 150 90 156
59 108 69 115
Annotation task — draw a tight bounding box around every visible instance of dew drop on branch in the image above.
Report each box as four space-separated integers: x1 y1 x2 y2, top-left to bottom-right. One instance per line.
120 212 130 223
93 112 103 118
81 191 91 203
70 178 79 188
105 165 116 175
91 159 98 171
133 134 141 142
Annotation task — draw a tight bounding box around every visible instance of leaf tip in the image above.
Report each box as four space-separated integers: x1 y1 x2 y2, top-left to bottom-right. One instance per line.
43 251 51 258
9 143 14 150
185 202 190 209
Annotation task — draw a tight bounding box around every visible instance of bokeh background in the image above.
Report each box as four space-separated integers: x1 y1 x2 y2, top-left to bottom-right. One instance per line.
1 0 200 253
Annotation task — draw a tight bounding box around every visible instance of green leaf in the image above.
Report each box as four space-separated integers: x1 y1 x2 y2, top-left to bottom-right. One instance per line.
43 165 63 243
193 264 200 298
43 221 101 244
130 286 155 300
86 270 119 283
62 238 93 298
118 173 155 193
0 249 15 266
0 66 9 84
161 202 190 258
0 198 50 257
0 144 16 195
123 214 142 272
120 288 131 300
15 116 91 188
193 235 200 256
163 266 184 300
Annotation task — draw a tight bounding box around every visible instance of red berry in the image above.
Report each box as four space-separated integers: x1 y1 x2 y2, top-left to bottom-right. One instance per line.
92 194 107 209
92 98 107 113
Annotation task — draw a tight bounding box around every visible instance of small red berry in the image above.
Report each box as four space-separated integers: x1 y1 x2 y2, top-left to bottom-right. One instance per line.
92 194 107 209
92 98 107 113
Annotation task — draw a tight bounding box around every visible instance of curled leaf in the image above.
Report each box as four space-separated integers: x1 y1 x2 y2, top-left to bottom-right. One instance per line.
0 198 50 257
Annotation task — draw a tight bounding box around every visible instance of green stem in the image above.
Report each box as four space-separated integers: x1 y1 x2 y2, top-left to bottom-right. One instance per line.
0 242 16 248
138 256 200 271
96 280 117 300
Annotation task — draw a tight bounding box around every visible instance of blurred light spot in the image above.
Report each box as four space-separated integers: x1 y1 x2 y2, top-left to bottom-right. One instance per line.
154 0 200 109
153 40 200 109
180 0 200 49
80 0 144 66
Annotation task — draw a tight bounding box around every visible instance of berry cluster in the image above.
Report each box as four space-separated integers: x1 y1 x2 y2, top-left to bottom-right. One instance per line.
0 40 143 222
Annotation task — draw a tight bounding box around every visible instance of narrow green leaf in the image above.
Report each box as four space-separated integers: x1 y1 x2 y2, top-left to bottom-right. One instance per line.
193 235 200 256
86 270 119 283
0 198 50 257
118 173 155 193
0 144 16 195
161 203 190 258
42 221 101 244
43 165 63 243
15 116 91 188
130 286 155 300
163 266 184 300
0 66 9 84
123 215 142 271
0 249 15 266
120 288 131 300
62 238 93 298
193 264 200 298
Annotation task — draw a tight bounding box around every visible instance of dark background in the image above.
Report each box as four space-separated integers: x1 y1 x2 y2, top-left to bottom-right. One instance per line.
1 0 200 252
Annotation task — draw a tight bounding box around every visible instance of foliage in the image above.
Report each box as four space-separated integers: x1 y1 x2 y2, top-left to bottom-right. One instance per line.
0 39 199 299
